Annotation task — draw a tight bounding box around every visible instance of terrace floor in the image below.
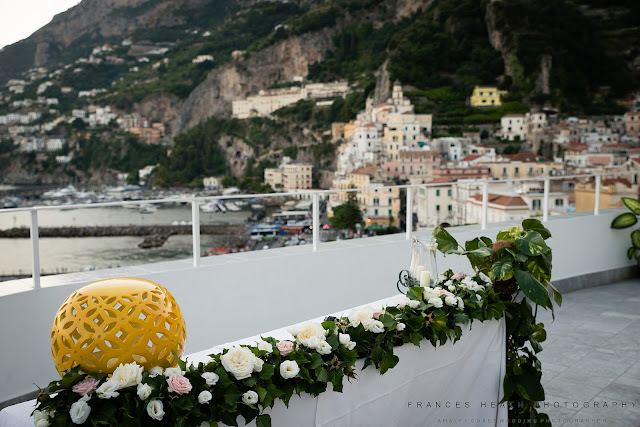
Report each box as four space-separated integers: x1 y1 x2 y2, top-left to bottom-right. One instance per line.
537 279 640 426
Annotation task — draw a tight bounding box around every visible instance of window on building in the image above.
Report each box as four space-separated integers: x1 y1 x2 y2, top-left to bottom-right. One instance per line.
375 209 378 215
515 167 519 175
555 199 564 206
502 167 507 175
448 205 452 211
447 189 452 196
532 200 541 210
388 209 392 215
436 189 440 196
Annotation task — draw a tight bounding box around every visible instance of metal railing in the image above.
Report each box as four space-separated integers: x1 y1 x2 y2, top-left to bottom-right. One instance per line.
0 172 631 290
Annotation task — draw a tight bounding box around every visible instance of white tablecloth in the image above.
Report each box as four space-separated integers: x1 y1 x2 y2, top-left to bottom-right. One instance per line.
0 295 507 427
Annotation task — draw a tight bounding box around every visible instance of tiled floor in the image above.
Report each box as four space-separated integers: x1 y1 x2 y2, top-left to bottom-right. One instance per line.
536 279 640 426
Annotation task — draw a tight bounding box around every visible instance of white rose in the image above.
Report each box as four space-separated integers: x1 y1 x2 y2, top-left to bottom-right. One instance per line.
110 362 143 389
198 390 212 404
146 400 164 421
407 299 420 309
287 324 302 337
242 390 259 405
279 360 300 379
396 322 406 331
163 367 183 377
257 340 273 354
346 341 356 350
397 297 408 309
69 400 91 425
456 297 464 309
445 295 457 307
220 347 257 380
34 410 50 427
361 318 376 331
428 297 443 308
338 333 351 345
305 336 322 350
137 383 152 400
295 322 327 348
444 280 453 287
348 306 374 327
96 380 119 399
79 395 90 403
367 320 385 334
253 357 264 373
201 372 219 386
423 288 439 300
436 274 447 284
316 340 333 355
448 285 456 292
148 366 163 377
476 294 482 301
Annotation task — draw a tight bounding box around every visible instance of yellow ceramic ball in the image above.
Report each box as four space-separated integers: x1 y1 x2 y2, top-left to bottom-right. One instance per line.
51 277 187 375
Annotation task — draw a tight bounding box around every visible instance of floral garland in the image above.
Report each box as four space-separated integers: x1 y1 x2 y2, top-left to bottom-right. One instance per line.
33 270 506 427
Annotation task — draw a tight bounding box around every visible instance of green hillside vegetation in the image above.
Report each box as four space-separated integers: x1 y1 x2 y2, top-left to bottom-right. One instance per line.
107 2 305 109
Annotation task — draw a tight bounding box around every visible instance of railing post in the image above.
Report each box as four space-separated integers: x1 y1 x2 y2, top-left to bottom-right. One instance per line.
30 209 41 290
191 201 200 267
542 179 550 222
481 182 488 230
594 175 601 216
406 187 413 239
312 193 319 252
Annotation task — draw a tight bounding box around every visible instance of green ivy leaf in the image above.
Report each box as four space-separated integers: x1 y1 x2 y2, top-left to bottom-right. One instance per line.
515 231 549 256
611 212 638 229
522 218 552 239
526 257 550 282
259 363 275 380
628 246 635 260
514 269 550 308
622 197 640 215
547 282 562 307
380 350 399 374
326 334 339 350
453 312 470 324
256 386 267 403
492 260 514 280
632 230 640 248
256 414 272 427
433 227 459 254
378 313 396 328
308 353 323 370
316 367 330 383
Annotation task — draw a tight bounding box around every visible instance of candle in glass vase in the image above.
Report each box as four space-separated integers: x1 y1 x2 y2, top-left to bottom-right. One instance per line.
420 270 431 287
415 265 425 280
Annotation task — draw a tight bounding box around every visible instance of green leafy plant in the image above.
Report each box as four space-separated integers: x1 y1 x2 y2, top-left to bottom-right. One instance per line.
610 197 640 265
433 218 560 426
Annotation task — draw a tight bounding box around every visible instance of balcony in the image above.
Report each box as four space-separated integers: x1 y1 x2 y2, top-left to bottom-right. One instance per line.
1 176 639 425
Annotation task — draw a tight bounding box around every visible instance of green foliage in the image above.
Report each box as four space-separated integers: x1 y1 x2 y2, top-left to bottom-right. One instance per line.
155 120 226 187
307 23 398 83
34 269 506 426
611 197 640 267
433 219 559 424
388 0 503 95
330 191 364 232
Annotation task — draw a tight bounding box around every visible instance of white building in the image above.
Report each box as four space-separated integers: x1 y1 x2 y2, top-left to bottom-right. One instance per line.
415 181 454 228
500 114 526 141
192 55 214 64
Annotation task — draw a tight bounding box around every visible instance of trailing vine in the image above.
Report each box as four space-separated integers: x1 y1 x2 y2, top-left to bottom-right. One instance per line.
434 218 560 425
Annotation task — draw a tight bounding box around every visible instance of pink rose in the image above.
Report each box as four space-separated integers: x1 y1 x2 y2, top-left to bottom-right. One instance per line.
277 340 294 356
373 309 384 319
167 375 192 395
452 272 465 281
439 289 454 297
72 377 99 396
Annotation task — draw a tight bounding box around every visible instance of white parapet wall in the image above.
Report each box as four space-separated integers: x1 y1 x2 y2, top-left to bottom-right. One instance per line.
0 209 634 404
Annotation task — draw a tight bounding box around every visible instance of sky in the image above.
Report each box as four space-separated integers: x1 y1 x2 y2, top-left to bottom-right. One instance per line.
0 0 82 50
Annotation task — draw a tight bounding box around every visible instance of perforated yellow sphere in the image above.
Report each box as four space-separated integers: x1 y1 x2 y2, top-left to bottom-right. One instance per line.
51 277 187 375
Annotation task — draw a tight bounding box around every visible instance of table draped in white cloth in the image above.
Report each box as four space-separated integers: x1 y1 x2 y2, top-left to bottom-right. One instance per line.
0 294 507 427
